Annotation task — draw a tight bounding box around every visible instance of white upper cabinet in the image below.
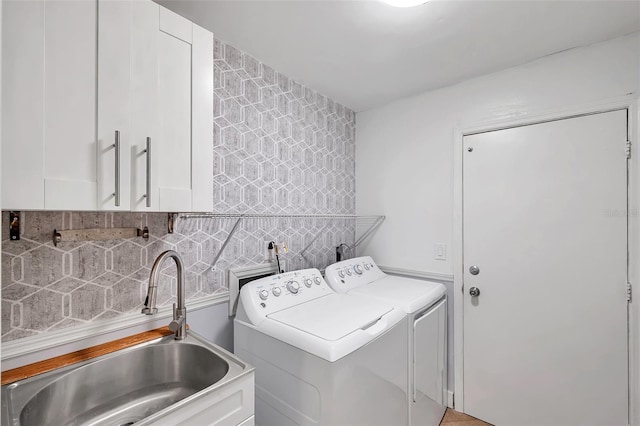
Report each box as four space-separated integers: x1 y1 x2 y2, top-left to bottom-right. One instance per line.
2 0 98 210
130 4 214 212
1 0 213 212
2 0 45 210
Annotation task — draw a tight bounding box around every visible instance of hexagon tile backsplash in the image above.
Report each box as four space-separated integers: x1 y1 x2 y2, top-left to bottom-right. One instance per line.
1 40 356 343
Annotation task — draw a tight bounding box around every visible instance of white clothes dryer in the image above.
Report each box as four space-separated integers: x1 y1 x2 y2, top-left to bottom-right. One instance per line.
325 257 447 426
234 268 409 426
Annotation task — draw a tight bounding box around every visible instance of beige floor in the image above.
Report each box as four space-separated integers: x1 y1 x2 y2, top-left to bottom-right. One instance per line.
440 408 492 426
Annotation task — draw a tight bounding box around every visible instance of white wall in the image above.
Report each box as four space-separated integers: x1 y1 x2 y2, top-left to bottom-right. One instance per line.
356 32 639 274
356 32 640 415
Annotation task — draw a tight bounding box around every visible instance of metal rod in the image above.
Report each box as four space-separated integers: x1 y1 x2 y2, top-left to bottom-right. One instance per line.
210 217 243 270
179 213 375 219
354 216 386 247
52 227 149 246
299 222 331 259
145 137 151 207
113 130 121 207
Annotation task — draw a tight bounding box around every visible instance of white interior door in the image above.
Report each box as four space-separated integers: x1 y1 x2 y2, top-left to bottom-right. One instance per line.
462 110 629 425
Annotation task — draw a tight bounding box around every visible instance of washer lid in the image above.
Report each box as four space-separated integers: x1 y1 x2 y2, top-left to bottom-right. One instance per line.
349 277 446 314
267 293 393 341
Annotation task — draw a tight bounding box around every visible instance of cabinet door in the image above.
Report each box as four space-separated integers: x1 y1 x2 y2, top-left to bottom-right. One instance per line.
157 16 192 211
97 0 131 211
2 0 98 210
130 0 159 211
2 0 45 209
130 4 212 212
154 7 213 212
44 0 98 210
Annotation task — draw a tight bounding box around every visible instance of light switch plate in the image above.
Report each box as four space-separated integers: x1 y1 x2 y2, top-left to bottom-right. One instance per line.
435 243 447 260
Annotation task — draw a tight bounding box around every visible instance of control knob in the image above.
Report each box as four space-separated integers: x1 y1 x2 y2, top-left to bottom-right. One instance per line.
364 263 371 271
272 287 281 297
313 276 321 285
259 289 269 300
338 271 345 279
304 278 313 288
287 280 300 294
345 268 352 276
354 265 363 275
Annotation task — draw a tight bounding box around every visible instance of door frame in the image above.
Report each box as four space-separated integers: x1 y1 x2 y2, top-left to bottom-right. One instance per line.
452 94 639 422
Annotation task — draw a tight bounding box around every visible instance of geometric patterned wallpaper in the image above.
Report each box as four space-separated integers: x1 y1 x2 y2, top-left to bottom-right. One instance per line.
212 41 356 214
1 40 356 343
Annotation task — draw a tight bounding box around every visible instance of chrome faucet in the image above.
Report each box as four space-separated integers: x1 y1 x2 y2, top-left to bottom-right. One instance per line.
142 250 187 340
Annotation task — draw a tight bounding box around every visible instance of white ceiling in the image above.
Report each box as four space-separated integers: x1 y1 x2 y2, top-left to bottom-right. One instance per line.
157 0 640 112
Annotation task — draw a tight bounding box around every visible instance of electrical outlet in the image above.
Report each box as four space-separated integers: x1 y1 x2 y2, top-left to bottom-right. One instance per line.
434 243 447 261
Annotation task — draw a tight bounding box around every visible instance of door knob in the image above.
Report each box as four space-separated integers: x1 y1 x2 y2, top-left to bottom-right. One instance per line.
469 287 480 297
469 265 480 275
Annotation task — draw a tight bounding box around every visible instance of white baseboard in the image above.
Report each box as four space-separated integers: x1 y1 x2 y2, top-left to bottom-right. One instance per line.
2 292 229 371
447 390 455 409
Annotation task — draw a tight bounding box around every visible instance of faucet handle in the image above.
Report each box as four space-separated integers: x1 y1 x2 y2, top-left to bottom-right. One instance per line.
168 316 185 333
169 303 187 336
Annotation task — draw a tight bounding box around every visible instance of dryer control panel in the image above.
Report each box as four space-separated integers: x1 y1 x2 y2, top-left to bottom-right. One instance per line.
238 268 333 325
324 256 387 293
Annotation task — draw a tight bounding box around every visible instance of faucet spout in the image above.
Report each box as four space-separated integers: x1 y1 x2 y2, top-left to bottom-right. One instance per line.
142 250 188 340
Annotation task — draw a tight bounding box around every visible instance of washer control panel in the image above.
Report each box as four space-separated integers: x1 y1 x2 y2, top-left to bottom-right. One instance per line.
239 268 332 319
324 256 387 293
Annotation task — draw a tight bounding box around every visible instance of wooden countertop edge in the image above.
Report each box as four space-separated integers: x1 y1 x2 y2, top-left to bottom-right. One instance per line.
1 326 177 386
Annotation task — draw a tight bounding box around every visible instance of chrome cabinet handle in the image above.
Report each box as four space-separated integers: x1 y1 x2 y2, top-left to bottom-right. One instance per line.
113 130 120 207
144 137 151 207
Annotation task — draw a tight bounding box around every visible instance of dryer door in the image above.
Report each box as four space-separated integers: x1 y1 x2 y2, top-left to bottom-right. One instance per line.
413 298 446 405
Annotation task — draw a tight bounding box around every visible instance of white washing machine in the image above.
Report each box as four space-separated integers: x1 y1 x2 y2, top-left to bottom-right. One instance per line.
234 268 409 426
325 257 447 426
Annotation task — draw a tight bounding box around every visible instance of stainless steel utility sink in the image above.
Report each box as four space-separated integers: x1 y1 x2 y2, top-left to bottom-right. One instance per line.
1 332 254 426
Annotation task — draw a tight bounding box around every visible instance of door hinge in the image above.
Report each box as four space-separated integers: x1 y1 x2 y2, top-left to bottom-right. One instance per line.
627 283 632 302
626 140 631 159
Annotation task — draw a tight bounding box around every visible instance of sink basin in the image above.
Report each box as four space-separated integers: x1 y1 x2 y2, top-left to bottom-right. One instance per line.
2 332 254 426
